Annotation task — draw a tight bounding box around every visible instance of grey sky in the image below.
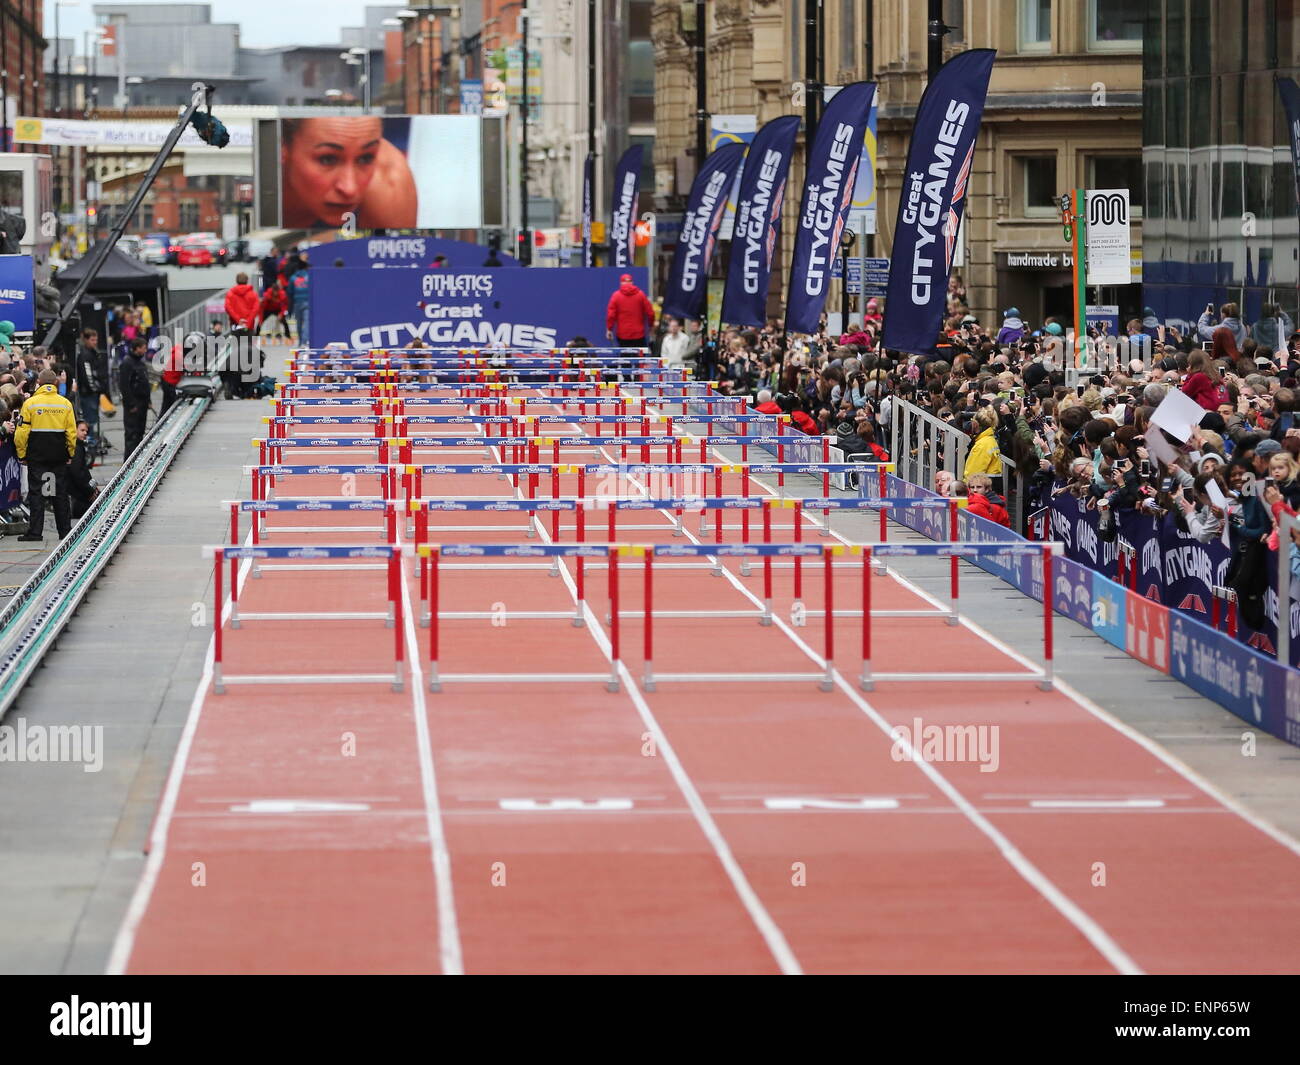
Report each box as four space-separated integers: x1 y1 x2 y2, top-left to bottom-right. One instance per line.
45 0 381 52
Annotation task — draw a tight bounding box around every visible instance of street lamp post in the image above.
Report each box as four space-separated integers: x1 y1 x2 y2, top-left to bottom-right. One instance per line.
347 46 371 111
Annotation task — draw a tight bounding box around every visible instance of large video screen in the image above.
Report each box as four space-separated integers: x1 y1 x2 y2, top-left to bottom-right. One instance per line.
257 115 498 231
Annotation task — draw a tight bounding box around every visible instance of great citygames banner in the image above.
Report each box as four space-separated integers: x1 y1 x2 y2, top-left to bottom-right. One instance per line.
0 440 21 508
1048 486 1299 668
824 88 879 235
0 253 35 332
784 80 877 336
13 115 253 150
312 266 647 348
721 115 801 330
882 49 995 356
610 145 644 269
662 142 747 325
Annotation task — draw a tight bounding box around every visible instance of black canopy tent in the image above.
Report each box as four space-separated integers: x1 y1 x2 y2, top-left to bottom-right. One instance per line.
52 247 169 344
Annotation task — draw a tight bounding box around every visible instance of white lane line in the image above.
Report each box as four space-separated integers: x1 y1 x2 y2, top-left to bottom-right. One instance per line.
106 544 253 976
396 496 465 975
605 435 1143 976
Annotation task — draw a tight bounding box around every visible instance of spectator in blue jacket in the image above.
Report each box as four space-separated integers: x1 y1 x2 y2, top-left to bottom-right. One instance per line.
1197 302 1248 349
289 258 311 346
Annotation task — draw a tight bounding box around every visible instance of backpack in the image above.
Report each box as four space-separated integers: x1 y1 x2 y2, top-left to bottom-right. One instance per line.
253 375 277 398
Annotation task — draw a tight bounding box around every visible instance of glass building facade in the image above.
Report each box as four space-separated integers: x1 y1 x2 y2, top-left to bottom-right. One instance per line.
1143 0 1300 330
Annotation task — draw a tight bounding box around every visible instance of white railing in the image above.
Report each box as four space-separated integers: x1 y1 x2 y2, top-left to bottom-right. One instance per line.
889 396 1026 531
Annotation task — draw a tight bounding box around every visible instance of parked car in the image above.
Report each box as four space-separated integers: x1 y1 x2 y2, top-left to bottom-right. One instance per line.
191 233 228 265
140 237 170 264
117 235 142 259
176 235 214 267
145 231 180 264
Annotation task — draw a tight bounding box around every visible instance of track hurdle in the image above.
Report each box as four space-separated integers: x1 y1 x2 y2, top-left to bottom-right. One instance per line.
206 544 407 693
419 543 616 691
861 542 1062 691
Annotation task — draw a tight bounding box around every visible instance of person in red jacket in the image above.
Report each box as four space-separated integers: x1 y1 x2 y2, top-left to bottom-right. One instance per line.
1180 350 1230 411
224 273 261 331
752 388 782 415
605 273 654 347
160 342 185 413
965 473 1011 527
259 280 288 339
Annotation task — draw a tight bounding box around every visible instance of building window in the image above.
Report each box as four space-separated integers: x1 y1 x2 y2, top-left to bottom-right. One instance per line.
140 203 154 230
628 39 653 97
840 0 856 72
1088 0 1142 52
179 201 199 231
1018 155 1057 216
1018 0 1051 53
1087 155 1143 212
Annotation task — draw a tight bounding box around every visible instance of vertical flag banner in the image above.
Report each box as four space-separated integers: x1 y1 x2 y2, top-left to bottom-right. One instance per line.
784 81 878 336
710 114 758 239
610 144 644 269
662 142 748 324
1277 76 1300 212
825 86 879 234
720 115 801 329
882 48 996 356
582 153 594 267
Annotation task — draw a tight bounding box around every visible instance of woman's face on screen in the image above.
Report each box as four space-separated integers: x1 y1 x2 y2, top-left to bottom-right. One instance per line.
283 117 383 227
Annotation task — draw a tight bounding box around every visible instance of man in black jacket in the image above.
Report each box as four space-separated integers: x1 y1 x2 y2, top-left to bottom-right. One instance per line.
119 338 152 458
74 328 110 455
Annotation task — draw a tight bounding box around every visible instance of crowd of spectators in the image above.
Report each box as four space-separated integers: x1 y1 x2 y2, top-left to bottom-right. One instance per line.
649 287 1300 578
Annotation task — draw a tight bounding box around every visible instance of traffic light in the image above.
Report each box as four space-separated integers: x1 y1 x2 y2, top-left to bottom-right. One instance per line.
483 230 503 267
516 229 532 265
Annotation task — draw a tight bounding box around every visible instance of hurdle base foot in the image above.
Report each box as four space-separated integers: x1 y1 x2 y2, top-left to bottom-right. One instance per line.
946 615 959 627
858 678 874 691
214 682 226 695
1038 679 1054 691
759 616 772 627
818 679 834 692
571 617 585 627
230 619 241 630
605 680 620 693
644 680 656 692
391 680 404 693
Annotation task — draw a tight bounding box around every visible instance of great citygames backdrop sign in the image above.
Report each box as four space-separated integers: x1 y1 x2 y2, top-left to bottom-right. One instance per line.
13 116 253 149
312 266 647 348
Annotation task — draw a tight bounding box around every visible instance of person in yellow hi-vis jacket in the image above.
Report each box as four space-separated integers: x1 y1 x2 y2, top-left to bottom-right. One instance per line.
14 369 78 542
963 406 1004 482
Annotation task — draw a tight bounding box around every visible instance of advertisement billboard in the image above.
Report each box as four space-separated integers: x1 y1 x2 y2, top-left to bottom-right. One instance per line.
312 266 647 348
259 115 496 231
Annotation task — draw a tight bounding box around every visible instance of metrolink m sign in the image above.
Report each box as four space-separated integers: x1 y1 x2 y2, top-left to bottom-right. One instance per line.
1084 188 1132 286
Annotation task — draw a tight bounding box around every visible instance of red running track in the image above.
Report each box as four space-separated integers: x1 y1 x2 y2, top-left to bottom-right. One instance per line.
109 387 1300 974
